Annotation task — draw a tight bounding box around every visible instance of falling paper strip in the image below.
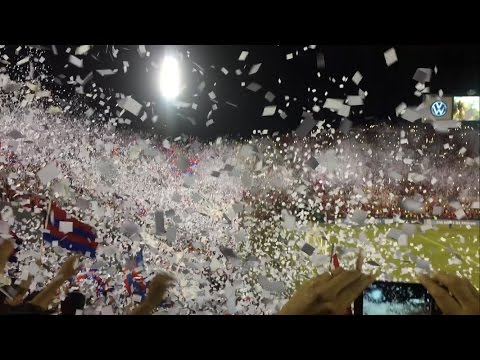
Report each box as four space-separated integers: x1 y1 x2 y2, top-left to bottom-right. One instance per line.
449 201 462 210
432 206 443 216
395 102 407 116
118 96 142 116
6 130 24 139
0 220 9 234
347 96 364 106
75 199 90 210
316 52 325 69
219 246 238 260
35 90 51 99
248 63 262 75
323 98 344 110
85 108 95 118
413 68 432 83
121 221 141 237
294 113 316 138
166 226 176 244
402 223 416 236
281 209 296 230
337 104 351 117
420 223 433 232
387 229 407 245
384 48 398 66
246 82 262 92
257 276 286 293
37 162 61 185
238 51 249 61
305 157 319 170
155 211 166 234
75 45 91 56
401 199 424 213
96 69 118 77
232 203 244 214
206 119 214 127
455 208 466 220
16 57 30 66
350 209 368 225
68 55 83 68
138 45 147 58
176 156 189 172
401 108 420 123
262 105 277 117
339 118 353 134
265 91 275 103
352 71 363 85
432 120 461 132
301 243 315 256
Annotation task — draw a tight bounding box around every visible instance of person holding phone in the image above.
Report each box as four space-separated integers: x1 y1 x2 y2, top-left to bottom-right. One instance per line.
279 253 479 315
418 273 480 315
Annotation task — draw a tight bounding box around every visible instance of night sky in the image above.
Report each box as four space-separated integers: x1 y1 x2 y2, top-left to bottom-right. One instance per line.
4 44 479 140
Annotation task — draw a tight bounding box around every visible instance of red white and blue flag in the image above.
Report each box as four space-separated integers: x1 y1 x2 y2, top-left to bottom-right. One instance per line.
43 202 98 258
329 244 340 271
74 268 112 297
124 248 147 299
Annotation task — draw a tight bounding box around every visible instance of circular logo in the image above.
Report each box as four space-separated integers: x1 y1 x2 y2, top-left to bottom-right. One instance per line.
431 101 447 117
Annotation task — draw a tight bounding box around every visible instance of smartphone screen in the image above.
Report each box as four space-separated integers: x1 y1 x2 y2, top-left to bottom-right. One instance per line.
355 281 437 315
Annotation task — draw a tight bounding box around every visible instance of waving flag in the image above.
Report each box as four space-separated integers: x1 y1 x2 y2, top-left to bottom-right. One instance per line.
43 202 98 258
74 268 112 298
124 248 146 299
329 244 340 271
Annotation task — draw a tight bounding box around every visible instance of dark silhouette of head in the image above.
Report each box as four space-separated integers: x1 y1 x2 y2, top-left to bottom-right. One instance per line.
61 291 86 315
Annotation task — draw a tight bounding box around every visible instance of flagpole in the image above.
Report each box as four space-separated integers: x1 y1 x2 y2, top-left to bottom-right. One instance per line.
40 200 52 265
329 242 335 273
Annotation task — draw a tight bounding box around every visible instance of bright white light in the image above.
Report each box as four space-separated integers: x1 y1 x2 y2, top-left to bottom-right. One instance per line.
159 55 181 100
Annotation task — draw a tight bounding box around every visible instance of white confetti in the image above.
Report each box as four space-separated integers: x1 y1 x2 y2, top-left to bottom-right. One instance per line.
384 48 398 66
238 51 249 61
352 71 363 85
246 82 262 92
37 162 61 185
262 105 277 117
68 55 83 68
75 45 91 56
248 63 262 75
117 96 142 116
16 56 30 66
59 221 73 234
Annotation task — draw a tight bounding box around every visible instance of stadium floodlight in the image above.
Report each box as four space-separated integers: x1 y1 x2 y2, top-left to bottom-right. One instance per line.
159 55 181 100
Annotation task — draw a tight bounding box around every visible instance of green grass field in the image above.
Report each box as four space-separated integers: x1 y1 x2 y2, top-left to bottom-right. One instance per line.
306 224 479 289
